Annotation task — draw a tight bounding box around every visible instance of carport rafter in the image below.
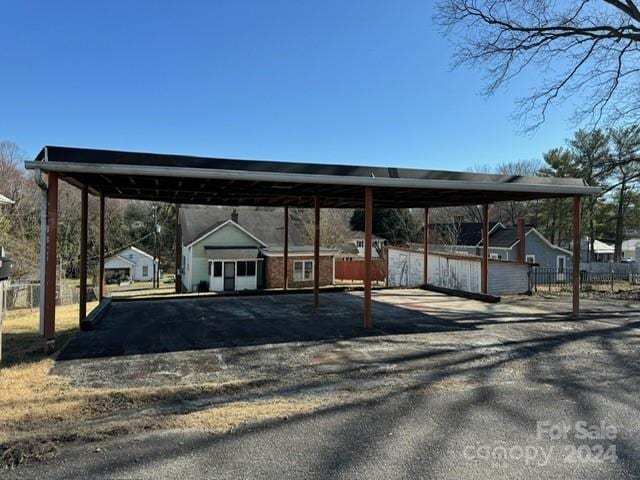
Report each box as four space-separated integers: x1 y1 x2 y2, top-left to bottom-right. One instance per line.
27 146 599 351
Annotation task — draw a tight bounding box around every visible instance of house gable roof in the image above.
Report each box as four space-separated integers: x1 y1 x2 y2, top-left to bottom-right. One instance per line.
430 222 500 246
186 219 267 248
127 246 155 260
180 206 303 247
105 254 135 266
472 224 572 255
483 226 530 248
348 230 385 241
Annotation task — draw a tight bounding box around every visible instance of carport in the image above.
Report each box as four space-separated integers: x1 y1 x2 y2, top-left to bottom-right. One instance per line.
26 146 600 352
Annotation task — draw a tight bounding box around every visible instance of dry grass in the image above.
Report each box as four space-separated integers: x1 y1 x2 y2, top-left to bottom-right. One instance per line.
0 304 335 469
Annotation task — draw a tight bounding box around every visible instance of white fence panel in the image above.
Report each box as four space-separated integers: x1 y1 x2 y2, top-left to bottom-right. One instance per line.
388 247 530 295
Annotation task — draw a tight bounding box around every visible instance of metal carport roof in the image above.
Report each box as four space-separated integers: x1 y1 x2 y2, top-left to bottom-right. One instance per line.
25 146 600 208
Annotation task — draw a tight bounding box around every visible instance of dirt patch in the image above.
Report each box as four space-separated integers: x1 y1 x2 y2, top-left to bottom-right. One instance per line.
1 440 58 470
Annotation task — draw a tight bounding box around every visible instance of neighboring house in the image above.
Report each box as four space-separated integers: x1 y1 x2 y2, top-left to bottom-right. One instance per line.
622 238 640 261
104 246 156 282
338 231 387 260
0 194 14 345
180 206 337 292
428 222 572 269
581 238 615 262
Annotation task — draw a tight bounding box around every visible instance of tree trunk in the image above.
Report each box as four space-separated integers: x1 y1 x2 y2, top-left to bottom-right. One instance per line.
614 181 627 262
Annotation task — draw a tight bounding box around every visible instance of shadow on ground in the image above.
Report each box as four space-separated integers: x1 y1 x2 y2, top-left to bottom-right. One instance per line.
13 290 640 479
57 292 479 361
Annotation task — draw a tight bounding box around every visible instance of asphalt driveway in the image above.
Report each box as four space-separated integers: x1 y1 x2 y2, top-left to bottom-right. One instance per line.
9 290 640 478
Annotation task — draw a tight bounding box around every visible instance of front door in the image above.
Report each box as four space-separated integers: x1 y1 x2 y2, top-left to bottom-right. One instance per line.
223 261 235 291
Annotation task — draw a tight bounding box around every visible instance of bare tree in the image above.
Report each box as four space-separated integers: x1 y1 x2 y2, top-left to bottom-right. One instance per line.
428 208 464 252
436 0 640 130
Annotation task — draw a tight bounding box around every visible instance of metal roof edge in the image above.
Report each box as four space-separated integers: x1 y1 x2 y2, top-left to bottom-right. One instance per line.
24 161 602 196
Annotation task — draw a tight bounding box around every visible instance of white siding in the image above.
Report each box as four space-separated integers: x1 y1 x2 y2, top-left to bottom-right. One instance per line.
236 273 257 291
104 247 155 281
488 262 530 295
387 247 530 296
208 260 258 292
104 257 134 270
209 261 224 292
115 247 155 281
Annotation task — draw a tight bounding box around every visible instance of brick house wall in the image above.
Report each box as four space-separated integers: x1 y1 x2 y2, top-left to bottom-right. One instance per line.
264 255 334 289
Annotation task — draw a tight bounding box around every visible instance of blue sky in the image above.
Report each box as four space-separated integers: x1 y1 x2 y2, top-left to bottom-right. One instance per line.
1 1 576 170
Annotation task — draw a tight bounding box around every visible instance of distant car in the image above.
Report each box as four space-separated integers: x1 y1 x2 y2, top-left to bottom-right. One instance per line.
621 257 636 263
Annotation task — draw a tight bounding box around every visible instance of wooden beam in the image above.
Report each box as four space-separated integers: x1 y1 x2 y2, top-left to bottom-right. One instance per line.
481 204 489 294
423 207 429 286
99 194 105 300
44 172 59 353
79 185 88 323
364 186 373 329
175 204 182 293
314 196 320 307
283 206 289 291
572 196 581 318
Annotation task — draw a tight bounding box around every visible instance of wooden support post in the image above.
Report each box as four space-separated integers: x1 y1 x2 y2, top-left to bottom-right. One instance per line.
481 204 489 294
364 187 373 329
79 185 88 323
175 204 182 293
44 172 59 353
517 217 526 262
283 206 289 291
423 207 429 286
572 196 581 318
98 194 105 300
313 196 320 307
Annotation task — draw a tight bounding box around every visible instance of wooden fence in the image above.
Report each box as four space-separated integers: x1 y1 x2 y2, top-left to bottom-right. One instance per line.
335 259 386 282
4 283 97 310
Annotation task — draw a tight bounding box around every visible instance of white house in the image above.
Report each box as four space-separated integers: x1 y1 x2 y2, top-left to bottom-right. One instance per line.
582 238 615 262
104 246 156 282
338 230 387 260
622 238 640 261
180 206 337 293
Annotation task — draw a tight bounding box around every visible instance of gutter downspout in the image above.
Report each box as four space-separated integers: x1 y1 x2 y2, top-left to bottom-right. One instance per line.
34 148 48 337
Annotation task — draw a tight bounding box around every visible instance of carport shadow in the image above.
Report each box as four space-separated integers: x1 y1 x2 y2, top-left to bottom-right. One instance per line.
57 292 478 361
46 316 640 480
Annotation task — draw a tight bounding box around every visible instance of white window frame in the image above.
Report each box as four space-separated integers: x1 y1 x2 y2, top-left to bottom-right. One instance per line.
236 260 257 277
355 239 364 249
489 253 500 260
293 260 314 282
557 255 566 272
142 265 149 277
525 255 536 264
